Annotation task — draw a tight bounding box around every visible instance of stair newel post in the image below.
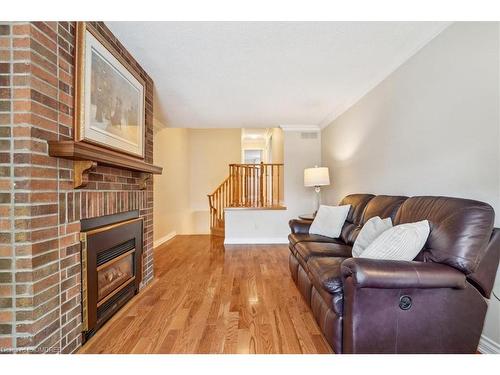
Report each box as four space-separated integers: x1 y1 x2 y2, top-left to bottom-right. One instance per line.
271 164 274 206
252 165 256 207
208 195 212 229
246 166 249 206
233 165 237 206
266 163 269 206
218 189 221 223
277 164 281 206
245 165 250 207
259 162 264 207
236 165 240 206
255 165 259 206
243 165 246 206
246 165 250 206
231 164 234 206
230 164 234 206
239 165 243 207
219 188 222 222
226 179 229 209
234 165 238 206
215 190 218 224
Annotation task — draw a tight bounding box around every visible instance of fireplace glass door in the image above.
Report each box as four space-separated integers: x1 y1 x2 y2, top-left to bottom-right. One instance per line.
97 250 135 303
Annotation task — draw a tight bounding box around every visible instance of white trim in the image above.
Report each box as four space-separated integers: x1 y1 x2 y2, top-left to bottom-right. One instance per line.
280 124 321 132
318 22 452 129
224 237 288 245
478 334 500 354
153 231 177 248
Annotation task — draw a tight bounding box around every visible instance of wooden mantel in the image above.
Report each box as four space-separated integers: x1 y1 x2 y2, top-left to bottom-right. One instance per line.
48 141 163 189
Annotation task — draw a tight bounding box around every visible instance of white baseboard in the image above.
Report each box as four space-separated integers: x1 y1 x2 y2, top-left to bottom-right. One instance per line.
153 231 177 248
478 334 500 354
224 237 288 245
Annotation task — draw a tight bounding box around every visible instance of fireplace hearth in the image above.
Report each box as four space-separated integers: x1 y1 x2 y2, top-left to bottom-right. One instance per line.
80 211 143 343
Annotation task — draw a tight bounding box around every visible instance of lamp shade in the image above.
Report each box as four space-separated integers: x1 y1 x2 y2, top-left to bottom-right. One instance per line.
304 167 330 187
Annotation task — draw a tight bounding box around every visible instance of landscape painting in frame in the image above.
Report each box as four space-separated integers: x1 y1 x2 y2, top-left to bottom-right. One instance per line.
76 23 145 158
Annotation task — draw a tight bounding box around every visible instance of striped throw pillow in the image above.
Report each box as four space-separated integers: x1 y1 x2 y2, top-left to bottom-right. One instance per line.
359 220 430 261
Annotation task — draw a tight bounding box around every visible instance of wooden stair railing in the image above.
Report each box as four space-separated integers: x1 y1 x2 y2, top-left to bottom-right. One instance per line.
208 163 284 236
208 177 231 236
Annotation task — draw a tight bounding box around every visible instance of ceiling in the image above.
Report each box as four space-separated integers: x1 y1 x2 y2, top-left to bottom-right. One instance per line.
106 22 450 129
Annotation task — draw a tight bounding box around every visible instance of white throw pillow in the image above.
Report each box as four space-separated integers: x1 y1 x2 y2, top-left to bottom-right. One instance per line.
309 204 351 239
352 216 393 257
359 220 430 261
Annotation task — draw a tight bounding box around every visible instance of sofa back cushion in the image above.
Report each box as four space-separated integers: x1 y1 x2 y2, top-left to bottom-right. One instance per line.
339 194 374 244
345 195 407 246
394 196 494 274
362 195 408 223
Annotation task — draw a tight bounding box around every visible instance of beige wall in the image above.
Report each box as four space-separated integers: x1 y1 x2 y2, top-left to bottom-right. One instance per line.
188 129 241 233
271 128 285 201
154 127 241 238
240 128 284 163
153 127 191 244
271 128 284 164
241 139 267 159
321 22 500 350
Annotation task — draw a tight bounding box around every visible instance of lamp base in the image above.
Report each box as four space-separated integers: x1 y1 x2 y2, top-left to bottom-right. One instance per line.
314 186 321 213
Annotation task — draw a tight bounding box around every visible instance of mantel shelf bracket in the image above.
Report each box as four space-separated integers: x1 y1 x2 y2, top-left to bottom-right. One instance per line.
139 173 152 190
74 160 97 189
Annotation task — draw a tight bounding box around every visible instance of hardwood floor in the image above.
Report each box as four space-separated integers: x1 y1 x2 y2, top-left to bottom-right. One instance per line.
79 235 332 354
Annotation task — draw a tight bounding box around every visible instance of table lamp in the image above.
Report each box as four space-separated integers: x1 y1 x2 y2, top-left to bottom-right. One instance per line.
304 166 330 215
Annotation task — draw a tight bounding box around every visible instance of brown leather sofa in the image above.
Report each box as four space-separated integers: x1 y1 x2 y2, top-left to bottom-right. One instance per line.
288 194 500 353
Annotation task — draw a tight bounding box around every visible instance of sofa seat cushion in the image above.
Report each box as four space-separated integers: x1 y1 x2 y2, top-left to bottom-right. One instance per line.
296 242 352 263
307 256 348 315
288 233 344 247
295 242 351 270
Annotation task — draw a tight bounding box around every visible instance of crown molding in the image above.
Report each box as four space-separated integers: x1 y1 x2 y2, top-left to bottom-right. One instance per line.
280 124 321 132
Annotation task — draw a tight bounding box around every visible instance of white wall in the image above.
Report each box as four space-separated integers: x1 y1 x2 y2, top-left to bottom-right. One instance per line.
225 127 321 243
284 130 322 216
321 22 500 352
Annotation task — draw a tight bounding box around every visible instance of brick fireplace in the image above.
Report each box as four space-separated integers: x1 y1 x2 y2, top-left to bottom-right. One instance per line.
0 22 155 353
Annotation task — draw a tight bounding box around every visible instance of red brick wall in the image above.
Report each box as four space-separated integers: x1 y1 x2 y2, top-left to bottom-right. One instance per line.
0 21 154 353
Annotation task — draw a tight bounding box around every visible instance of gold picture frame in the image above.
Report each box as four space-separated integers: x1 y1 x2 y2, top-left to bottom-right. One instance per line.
75 22 146 158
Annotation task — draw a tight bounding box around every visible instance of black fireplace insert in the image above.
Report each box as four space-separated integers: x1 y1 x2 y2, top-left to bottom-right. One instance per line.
80 210 143 343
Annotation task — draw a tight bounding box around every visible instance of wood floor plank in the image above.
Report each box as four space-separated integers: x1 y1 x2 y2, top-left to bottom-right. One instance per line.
78 235 333 354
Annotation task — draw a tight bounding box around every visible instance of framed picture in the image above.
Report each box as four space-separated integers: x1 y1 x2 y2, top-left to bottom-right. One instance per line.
75 22 145 158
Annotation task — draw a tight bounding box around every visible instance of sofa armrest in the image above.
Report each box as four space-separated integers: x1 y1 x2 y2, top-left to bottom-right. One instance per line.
341 258 466 289
288 219 312 234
